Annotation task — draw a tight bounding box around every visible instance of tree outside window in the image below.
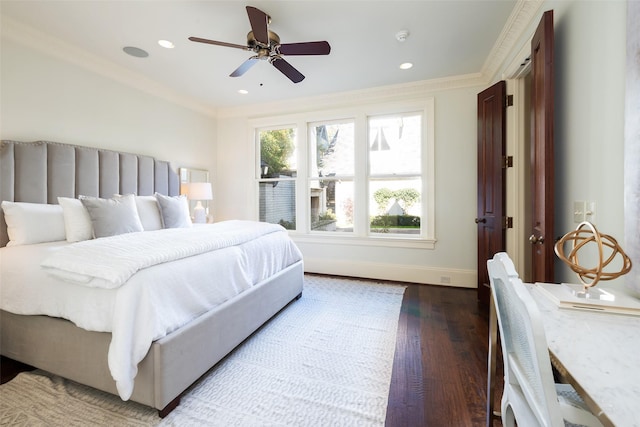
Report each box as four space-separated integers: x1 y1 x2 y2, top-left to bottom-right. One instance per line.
260 128 296 177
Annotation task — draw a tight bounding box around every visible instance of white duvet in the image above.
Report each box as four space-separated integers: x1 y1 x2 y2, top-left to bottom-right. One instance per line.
0 220 303 401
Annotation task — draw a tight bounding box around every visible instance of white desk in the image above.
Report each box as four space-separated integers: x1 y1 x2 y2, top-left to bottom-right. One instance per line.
486 284 640 427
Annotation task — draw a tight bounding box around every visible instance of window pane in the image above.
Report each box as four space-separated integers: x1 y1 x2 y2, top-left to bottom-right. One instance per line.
310 179 354 232
369 179 421 235
310 122 354 177
369 114 421 175
259 180 296 230
259 128 297 178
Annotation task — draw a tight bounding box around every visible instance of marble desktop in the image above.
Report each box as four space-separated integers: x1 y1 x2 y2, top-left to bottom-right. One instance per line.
530 283 640 427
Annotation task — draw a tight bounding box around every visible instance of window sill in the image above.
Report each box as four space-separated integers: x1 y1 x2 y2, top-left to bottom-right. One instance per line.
289 233 436 249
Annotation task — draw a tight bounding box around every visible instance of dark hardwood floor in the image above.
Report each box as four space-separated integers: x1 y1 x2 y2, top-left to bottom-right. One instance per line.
1 280 504 426
385 283 503 427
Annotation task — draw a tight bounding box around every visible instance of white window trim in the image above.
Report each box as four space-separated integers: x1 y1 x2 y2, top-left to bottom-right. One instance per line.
250 98 435 249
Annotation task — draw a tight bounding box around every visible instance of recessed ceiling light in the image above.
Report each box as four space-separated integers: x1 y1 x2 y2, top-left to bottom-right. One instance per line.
238 89 249 95
123 46 148 58
399 62 413 70
158 40 175 49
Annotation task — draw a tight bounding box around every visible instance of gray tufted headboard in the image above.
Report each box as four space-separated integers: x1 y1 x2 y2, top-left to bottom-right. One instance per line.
0 140 179 247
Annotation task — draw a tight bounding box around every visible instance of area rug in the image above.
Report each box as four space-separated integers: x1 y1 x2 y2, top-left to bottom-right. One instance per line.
0 275 406 426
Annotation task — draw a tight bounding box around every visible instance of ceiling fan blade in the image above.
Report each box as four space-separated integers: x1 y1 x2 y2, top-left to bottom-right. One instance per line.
279 41 331 56
230 57 259 77
189 36 249 51
271 57 305 83
246 6 269 46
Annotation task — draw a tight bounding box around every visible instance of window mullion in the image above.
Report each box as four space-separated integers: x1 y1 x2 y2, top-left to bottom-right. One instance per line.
353 114 369 237
423 98 435 239
297 120 309 233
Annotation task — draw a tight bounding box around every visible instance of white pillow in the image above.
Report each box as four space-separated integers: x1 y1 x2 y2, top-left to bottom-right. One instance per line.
80 194 144 238
58 197 94 242
1 201 66 246
154 193 192 228
135 195 163 231
114 194 163 231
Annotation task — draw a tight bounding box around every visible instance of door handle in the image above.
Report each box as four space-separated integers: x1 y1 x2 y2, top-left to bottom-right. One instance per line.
475 218 487 224
529 234 545 244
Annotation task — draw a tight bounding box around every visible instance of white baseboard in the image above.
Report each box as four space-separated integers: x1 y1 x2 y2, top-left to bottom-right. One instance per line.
302 257 477 288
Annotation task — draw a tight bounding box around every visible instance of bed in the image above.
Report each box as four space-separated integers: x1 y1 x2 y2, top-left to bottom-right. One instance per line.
0 140 304 416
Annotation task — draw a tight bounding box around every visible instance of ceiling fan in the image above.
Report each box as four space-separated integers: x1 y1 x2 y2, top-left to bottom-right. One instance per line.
189 6 331 84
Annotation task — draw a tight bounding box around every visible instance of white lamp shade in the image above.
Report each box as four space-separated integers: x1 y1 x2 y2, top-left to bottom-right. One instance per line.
186 182 213 201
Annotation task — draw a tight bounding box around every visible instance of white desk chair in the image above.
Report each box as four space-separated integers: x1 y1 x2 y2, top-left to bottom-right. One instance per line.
487 252 603 427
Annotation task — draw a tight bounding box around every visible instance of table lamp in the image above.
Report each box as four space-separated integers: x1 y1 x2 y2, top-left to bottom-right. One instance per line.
186 182 212 223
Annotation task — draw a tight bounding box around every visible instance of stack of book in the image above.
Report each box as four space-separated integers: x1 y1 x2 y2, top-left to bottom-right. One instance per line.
534 282 640 316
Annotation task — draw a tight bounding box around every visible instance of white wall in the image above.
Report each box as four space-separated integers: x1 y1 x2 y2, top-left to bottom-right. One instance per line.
215 82 483 287
0 37 217 175
551 0 627 285
493 0 628 285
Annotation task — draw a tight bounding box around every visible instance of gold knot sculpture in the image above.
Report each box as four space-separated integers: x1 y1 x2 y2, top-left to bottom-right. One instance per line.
554 221 632 288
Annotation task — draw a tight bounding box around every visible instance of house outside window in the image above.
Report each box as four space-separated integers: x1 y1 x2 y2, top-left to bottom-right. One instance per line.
368 113 422 236
309 120 355 232
254 98 434 248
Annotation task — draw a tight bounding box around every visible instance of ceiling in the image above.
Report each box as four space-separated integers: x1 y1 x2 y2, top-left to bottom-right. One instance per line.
1 1 519 112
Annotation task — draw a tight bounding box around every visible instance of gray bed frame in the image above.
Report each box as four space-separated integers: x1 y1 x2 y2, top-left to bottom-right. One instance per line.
0 140 304 416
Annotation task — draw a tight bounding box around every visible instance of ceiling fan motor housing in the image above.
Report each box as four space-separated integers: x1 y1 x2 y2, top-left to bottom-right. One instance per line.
247 30 281 59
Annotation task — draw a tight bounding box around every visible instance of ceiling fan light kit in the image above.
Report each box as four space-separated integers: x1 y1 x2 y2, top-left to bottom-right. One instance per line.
189 5 331 83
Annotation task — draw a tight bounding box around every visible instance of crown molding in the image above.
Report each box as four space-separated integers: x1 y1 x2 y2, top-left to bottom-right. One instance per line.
218 72 487 118
1 16 218 118
481 0 545 82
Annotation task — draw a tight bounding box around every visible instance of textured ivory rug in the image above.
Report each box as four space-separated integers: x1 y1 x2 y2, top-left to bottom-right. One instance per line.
0 275 405 426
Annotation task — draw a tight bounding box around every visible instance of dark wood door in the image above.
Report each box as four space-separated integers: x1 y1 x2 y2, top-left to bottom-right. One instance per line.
476 81 507 304
530 10 555 283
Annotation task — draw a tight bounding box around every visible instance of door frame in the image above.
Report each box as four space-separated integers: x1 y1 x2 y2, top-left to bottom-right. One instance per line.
503 39 533 281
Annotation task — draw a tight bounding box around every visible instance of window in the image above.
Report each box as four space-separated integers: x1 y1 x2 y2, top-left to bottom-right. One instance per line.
309 121 355 232
253 98 434 247
368 113 422 236
257 127 297 230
